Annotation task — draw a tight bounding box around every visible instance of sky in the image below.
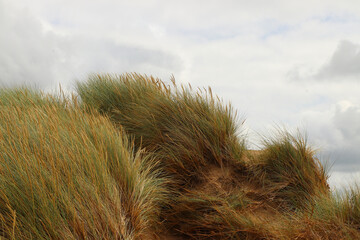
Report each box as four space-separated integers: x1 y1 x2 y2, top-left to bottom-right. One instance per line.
1 0 360 190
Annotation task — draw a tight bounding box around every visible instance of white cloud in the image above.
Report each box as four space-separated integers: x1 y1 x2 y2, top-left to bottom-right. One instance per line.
0 1 61 88
2 0 360 190
328 171 360 192
0 0 184 90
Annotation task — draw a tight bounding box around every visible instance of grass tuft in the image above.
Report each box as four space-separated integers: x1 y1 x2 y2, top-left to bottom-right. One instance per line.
250 130 329 210
0 88 165 239
1 73 360 239
76 73 246 187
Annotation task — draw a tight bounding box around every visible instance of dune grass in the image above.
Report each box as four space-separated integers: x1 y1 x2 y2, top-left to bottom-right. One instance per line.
1 73 360 239
76 73 245 187
0 88 165 239
249 130 329 210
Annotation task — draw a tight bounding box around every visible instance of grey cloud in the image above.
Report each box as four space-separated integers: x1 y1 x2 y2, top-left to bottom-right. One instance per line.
0 1 61 88
64 37 183 75
323 104 360 172
301 103 360 173
316 40 360 80
0 1 183 90
333 104 360 139
329 149 360 172
53 36 184 91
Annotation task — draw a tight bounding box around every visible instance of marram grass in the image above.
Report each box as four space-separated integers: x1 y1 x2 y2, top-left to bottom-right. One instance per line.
0 88 165 239
76 73 245 185
249 130 329 210
0 73 360 239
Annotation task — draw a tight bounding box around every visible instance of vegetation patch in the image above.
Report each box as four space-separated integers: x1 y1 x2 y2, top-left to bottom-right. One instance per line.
0 73 359 239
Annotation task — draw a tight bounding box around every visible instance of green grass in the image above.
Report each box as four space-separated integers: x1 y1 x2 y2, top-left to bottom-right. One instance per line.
249 130 329 210
1 73 360 239
335 184 360 228
0 88 165 239
76 73 245 188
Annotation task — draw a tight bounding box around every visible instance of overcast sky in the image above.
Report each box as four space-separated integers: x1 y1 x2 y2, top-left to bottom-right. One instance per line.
1 0 360 190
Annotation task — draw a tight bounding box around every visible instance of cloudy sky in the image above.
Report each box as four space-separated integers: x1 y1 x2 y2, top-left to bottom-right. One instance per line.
1 0 360 190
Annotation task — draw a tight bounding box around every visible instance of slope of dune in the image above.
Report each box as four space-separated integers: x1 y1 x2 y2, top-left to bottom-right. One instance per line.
1 73 360 239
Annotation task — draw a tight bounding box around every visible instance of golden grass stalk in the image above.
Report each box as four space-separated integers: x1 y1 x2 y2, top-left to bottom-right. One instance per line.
0 88 165 239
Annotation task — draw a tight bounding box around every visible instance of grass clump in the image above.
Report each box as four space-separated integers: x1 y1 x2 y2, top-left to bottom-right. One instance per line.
1 73 360 239
250 130 329 210
76 73 248 237
0 89 165 239
343 185 360 227
76 73 245 187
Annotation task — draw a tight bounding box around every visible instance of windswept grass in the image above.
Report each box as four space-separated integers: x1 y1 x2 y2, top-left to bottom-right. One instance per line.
0 89 165 239
332 185 360 228
1 73 360 239
250 130 329 210
76 73 249 237
76 73 245 187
